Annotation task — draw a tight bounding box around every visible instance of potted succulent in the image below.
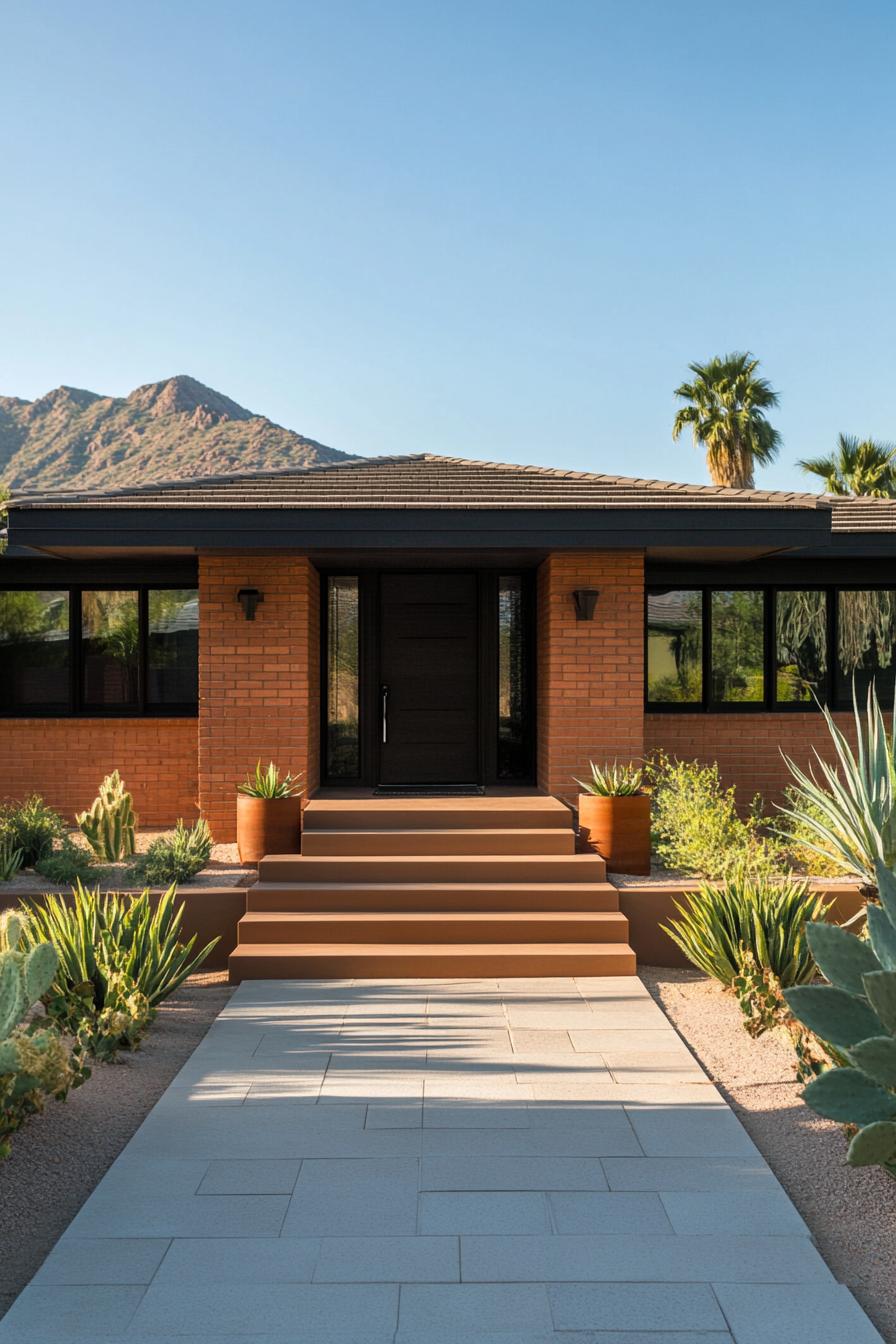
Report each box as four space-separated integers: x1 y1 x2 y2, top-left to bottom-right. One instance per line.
236 761 305 864
574 760 650 875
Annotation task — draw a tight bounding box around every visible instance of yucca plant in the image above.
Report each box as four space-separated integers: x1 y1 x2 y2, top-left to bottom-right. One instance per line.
237 761 304 799
784 859 896 1177
574 760 644 796
18 884 218 1055
131 819 213 885
0 838 24 882
779 682 896 885
662 865 826 986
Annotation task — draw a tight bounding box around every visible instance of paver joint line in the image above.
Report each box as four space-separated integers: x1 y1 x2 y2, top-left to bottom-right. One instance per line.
0 974 884 1344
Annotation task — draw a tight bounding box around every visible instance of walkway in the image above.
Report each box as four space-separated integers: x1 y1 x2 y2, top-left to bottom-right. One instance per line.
0 977 883 1343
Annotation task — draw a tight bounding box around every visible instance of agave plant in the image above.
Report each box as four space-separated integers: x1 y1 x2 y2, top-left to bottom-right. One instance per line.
574 760 644 797
662 865 826 986
237 761 304 799
784 859 896 1176
779 682 896 885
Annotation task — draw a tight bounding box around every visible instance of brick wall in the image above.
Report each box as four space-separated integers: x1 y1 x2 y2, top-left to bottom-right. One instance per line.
0 719 197 827
537 551 645 805
198 553 320 841
645 711 858 806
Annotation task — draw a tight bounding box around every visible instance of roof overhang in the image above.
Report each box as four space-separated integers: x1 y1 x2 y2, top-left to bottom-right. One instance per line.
6 503 833 558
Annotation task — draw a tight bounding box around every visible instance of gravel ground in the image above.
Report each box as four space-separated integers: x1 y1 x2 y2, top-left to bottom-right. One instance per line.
2 832 253 891
0 971 233 1322
641 964 896 1344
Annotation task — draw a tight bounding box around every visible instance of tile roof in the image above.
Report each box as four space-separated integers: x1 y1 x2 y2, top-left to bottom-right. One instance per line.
10 453 832 512
828 497 896 532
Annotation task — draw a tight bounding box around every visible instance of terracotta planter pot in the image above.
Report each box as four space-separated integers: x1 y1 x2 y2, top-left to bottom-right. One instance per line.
578 793 651 875
236 794 302 864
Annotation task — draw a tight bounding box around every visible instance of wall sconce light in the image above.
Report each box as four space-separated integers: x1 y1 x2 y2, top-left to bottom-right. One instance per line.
572 588 599 622
237 588 264 621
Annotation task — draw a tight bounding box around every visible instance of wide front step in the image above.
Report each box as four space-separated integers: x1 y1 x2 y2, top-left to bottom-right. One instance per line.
301 828 574 856
247 881 621 913
302 797 572 831
237 909 631 945
228 942 637 979
259 853 606 883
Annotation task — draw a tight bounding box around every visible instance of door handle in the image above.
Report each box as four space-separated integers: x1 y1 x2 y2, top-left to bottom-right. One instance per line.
381 684 389 744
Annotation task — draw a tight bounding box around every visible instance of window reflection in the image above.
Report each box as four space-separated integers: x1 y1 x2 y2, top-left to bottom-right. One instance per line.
711 590 764 703
327 577 360 778
498 576 527 778
0 590 69 707
82 590 139 706
776 591 827 703
646 590 703 703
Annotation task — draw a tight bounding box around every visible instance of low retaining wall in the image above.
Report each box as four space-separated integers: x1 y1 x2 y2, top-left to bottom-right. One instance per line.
619 880 866 967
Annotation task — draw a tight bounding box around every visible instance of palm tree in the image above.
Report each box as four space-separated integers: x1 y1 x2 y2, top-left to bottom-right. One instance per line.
672 352 782 489
797 434 896 497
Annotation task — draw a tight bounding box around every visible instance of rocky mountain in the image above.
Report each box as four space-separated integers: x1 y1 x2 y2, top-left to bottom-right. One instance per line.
0 375 352 492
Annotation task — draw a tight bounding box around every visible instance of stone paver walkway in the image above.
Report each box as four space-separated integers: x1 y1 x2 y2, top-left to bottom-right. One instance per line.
0 977 883 1343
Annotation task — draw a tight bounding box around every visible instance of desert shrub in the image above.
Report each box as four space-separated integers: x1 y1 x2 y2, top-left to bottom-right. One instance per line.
34 838 97 886
647 751 782 879
130 819 213 886
662 865 825 987
0 796 66 869
0 838 23 882
776 785 847 879
0 910 87 1158
18 884 218 1060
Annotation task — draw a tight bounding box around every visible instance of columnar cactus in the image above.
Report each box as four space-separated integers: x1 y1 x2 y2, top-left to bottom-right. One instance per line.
784 859 896 1176
76 771 137 860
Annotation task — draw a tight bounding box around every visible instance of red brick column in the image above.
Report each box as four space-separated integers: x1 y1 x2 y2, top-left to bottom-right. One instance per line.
198 554 320 841
536 551 645 805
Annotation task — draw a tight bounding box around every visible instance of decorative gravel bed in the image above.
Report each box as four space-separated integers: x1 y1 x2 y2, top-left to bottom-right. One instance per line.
0 971 233 1323
1 832 254 891
641 964 896 1344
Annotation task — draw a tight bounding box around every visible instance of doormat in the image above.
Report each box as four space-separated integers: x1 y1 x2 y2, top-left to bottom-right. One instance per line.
373 785 486 797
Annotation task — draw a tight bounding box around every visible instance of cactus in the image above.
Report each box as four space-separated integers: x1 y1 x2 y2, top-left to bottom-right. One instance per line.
76 771 137 860
784 858 896 1177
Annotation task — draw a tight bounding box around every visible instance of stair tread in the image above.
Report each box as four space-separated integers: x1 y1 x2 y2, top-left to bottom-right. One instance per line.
250 880 617 892
230 941 635 955
240 910 627 923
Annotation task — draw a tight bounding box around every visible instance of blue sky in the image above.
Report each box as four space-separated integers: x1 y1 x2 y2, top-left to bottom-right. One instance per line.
2 0 894 489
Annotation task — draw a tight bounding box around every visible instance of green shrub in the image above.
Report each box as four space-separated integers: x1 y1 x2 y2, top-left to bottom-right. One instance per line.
780 683 896 884
34 838 97 886
130 819 213 886
574 760 644 796
76 771 137 861
0 796 66 869
18 884 218 1059
237 761 304 799
662 865 826 987
0 839 23 883
647 751 781 879
0 910 86 1158
784 859 896 1177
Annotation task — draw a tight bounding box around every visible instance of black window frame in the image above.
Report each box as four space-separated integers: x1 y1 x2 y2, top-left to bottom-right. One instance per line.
645 583 888 713
0 583 199 718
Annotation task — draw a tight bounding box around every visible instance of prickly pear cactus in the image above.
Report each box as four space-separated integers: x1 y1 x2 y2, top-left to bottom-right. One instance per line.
76 770 137 860
784 859 896 1178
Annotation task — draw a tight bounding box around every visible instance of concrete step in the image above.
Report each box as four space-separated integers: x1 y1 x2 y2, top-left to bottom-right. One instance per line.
237 909 631 945
302 797 573 832
228 941 637 982
258 853 606 883
246 881 621 913
300 828 575 857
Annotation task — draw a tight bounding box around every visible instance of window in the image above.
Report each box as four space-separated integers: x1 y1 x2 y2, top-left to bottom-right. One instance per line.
326 576 360 778
837 589 896 706
0 586 198 716
711 590 765 703
0 590 69 708
646 590 702 703
497 576 528 778
776 590 827 704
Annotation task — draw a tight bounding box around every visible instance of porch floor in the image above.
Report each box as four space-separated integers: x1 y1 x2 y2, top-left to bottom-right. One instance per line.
0 977 881 1343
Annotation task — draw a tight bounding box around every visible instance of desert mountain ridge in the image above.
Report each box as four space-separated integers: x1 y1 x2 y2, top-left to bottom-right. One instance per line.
0 374 353 491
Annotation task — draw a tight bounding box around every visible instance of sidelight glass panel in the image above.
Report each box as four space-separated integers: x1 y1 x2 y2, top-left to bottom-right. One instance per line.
710 590 765 703
0 590 69 708
82 590 139 707
498 576 527 778
776 590 827 703
646 590 703 703
147 589 199 705
327 576 360 778
836 589 896 705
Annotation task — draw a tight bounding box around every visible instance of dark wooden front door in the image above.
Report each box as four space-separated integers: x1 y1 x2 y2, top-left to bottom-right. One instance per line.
378 573 479 785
